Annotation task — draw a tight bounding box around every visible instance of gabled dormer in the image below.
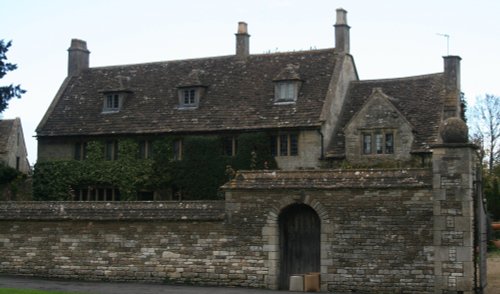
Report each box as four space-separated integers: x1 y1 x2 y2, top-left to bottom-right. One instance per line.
273 64 302 104
100 90 132 113
344 87 414 164
99 76 132 113
177 69 207 109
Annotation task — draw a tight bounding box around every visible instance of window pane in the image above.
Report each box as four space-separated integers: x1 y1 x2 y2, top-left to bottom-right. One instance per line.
138 140 146 159
222 137 233 156
385 133 394 154
290 134 298 156
106 95 113 108
286 83 294 99
105 141 114 160
115 95 120 108
270 135 277 157
280 134 288 156
114 141 119 160
173 140 182 160
184 90 190 104
363 134 372 154
74 142 82 160
375 133 383 154
190 89 196 104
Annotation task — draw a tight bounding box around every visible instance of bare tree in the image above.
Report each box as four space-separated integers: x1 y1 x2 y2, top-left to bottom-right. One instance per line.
468 94 500 172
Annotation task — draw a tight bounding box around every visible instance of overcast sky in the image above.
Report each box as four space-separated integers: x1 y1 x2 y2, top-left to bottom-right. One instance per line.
2 0 500 164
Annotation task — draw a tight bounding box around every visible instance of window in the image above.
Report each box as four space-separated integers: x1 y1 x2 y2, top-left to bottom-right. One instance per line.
362 131 394 155
73 186 121 201
103 93 122 112
16 157 20 171
138 140 153 159
222 136 238 157
74 142 87 160
271 133 299 156
274 81 299 102
173 139 183 160
178 88 201 108
105 140 119 160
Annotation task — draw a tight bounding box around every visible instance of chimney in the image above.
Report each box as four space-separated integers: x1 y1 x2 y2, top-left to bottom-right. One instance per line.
235 22 250 59
334 8 350 53
68 39 90 76
443 56 462 119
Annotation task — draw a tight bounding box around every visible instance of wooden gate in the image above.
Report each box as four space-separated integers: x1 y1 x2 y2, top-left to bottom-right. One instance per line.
278 203 320 289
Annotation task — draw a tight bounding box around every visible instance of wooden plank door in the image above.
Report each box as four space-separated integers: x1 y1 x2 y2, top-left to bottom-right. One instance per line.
279 203 320 289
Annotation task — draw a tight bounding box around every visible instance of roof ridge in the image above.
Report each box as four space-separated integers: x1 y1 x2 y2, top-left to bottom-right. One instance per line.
355 72 443 83
86 48 336 71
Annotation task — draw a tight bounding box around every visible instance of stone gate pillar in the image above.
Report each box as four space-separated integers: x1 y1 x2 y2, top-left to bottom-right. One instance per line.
432 118 477 294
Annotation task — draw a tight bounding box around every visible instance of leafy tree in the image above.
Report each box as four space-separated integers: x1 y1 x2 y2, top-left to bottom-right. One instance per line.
0 40 26 113
468 94 500 220
468 94 500 173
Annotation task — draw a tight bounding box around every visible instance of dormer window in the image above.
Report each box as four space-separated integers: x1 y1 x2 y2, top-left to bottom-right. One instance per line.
102 93 124 113
273 64 302 104
178 87 203 108
275 81 299 102
177 69 206 109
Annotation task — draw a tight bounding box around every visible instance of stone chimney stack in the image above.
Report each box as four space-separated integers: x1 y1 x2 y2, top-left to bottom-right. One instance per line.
334 8 350 53
68 39 90 76
443 56 462 119
235 22 250 59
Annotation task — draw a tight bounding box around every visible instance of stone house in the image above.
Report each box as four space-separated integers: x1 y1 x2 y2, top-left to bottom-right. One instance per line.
0 117 30 174
36 9 463 199
9 8 487 294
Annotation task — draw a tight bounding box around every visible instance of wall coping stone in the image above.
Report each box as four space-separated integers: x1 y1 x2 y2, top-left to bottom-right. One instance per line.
222 168 432 190
0 201 225 221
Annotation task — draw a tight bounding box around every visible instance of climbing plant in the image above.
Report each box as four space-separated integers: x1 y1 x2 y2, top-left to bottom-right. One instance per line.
232 132 277 170
33 132 277 201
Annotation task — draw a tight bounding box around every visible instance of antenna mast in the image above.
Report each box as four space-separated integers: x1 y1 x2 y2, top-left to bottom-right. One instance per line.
436 33 450 55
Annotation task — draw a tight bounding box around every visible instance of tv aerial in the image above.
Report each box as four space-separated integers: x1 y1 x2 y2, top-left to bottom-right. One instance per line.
436 33 450 55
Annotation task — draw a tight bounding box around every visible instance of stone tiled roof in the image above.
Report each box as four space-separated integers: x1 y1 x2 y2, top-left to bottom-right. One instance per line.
0 119 15 154
37 49 337 137
327 74 445 156
222 169 432 189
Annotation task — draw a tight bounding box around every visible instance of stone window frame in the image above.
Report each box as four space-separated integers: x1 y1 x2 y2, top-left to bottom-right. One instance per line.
222 136 238 157
178 87 204 108
105 140 119 161
72 185 121 201
102 93 124 113
74 141 88 160
138 140 153 160
361 130 394 155
271 133 299 157
274 81 300 104
173 139 183 161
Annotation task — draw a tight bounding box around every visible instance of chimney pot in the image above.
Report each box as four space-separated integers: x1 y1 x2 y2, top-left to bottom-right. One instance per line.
335 8 348 25
238 22 248 34
68 38 90 76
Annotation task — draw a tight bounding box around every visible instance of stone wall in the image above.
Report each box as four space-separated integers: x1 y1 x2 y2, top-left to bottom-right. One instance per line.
0 164 477 293
0 202 271 287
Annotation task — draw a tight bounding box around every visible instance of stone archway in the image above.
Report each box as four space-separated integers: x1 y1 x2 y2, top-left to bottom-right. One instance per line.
261 196 331 290
278 203 320 289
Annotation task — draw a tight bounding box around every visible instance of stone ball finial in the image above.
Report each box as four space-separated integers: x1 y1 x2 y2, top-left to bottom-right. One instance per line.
441 117 468 143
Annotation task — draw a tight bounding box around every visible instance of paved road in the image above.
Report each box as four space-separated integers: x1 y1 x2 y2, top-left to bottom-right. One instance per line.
0 275 284 294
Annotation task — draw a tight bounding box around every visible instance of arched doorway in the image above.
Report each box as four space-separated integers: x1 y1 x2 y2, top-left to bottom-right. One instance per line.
278 203 320 289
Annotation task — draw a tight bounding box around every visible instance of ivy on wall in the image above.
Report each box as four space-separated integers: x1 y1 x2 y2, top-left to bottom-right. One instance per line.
33 133 276 201
0 163 26 200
